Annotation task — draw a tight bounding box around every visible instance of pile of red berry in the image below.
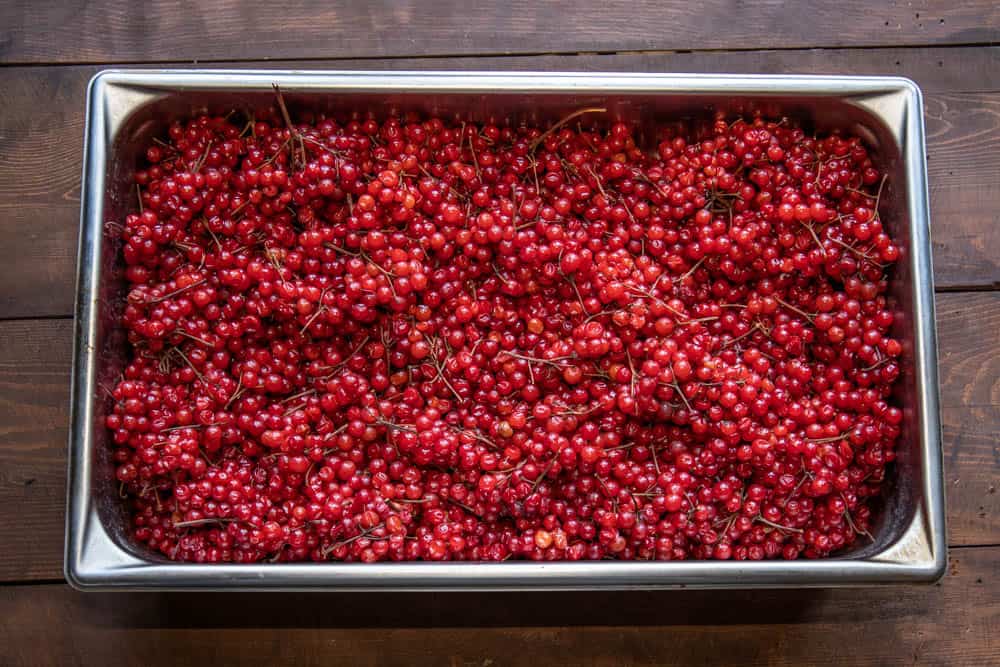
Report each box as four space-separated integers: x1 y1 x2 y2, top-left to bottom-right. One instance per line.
107 96 903 563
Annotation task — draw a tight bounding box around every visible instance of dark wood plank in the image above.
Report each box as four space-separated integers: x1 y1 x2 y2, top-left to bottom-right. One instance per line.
0 318 72 582
0 66 82 319
924 91 1000 288
0 291 996 582
936 294 1000 546
1 546 997 665
2 1 998 64
1 48 999 319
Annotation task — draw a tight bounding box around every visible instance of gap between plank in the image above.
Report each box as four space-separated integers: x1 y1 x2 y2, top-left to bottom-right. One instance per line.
2 41 999 69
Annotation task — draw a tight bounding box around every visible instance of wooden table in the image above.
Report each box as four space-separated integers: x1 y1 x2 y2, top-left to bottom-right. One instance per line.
1 2 998 664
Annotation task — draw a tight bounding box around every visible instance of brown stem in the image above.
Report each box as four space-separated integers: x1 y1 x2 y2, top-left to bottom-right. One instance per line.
530 107 607 152
224 376 245 410
445 496 482 518
861 356 890 372
450 426 499 450
193 139 213 172
774 296 816 323
173 517 239 528
170 347 205 382
466 124 481 180
674 257 706 284
160 422 218 433
585 164 609 200
720 323 761 350
503 351 574 368
272 84 306 168
376 418 417 434
829 235 886 267
806 431 851 443
840 493 875 541
321 524 384 557
799 220 827 257
280 388 317 404
426 336 463 402
322 335 370 378
299 289 330 335
145 278 207 304
755 516 803 534
173 330 214 348
669 375 693 413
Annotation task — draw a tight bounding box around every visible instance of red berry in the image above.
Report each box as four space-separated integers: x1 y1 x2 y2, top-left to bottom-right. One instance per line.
109 107 900 564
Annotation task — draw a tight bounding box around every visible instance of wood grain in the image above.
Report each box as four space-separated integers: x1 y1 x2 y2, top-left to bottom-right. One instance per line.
0 547 997 666
1 48 1000 319
0 66 83 319
2 1 998 64
0 291 995 581
924 92 1000 288
937 293 1000 545
0 319 72 582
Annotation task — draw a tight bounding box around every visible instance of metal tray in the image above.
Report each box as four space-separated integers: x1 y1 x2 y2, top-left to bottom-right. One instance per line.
66 70 945 590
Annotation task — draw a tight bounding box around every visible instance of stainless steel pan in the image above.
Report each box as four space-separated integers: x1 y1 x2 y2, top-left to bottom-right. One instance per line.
66 71 944 590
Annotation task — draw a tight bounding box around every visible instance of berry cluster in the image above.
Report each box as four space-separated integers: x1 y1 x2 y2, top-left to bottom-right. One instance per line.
107 98 903 563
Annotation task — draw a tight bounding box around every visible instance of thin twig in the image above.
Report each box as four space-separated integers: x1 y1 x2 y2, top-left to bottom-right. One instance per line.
173 517 240 528
774 296 816 323
829 236 886 267
193 139 213 172
806 431 851 444
171 347 205 382
530 108 607 152
799 220 827 257
376 418 417 434
427 336 463 402
674 257 705 284
531 449 564 493
321 524 384 557
450 426 499 450
756 516 803 534
272 84 306 168
503 351 575 368
280 388 317 404
446 497 482 518
225 376 246 410
720 323 762 350
173 330 214 348
145 278 207 304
